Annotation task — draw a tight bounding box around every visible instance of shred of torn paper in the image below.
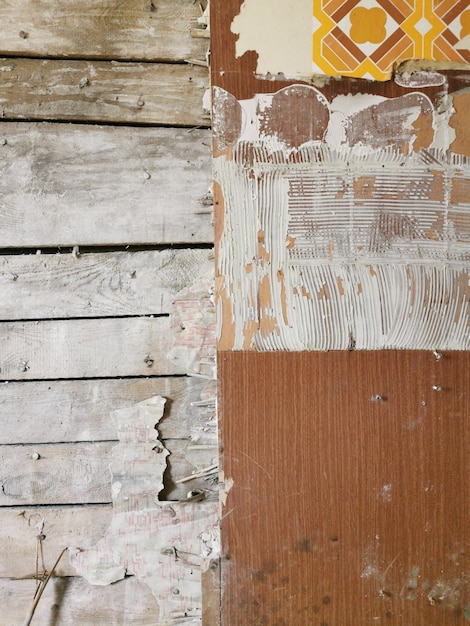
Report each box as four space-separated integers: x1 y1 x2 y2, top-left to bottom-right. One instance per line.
70 396 219 624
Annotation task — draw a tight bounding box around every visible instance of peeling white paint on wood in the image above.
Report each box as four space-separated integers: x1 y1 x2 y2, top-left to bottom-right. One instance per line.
214 86 470 350
70 396 219 623
0 439 212 505
168 267 216 379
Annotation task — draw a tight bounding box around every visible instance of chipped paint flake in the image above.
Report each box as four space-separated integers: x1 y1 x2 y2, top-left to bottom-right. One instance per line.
70 396 219 623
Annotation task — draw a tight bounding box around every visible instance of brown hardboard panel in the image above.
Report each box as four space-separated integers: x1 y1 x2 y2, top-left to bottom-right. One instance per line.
219 351 470 625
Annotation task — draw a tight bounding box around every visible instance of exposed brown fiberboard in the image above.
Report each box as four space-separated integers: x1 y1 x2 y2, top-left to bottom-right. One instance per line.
219 351 470 625
212 0 470 624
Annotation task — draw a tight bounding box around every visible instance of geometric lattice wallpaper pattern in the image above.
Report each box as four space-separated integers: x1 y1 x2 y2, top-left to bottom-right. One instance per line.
313 0 470 79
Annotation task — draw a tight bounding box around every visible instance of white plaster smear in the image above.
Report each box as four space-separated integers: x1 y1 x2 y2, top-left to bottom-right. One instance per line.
214 87 470 351
70 396 219 623
230 0 312 78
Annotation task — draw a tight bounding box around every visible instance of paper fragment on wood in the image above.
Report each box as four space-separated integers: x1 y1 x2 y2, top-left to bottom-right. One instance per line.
167 265 216 379
70 396 219 623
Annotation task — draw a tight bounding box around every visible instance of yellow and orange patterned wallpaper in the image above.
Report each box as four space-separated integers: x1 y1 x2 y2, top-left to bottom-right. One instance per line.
313 0 470 79
231 0 470 80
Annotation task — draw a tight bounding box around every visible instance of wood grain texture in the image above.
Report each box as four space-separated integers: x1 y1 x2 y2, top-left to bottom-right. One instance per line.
0 442 114 506
202 559 221 626
0 0 207 62
0 250 213 319
0 576 160 625
0 57 208 126
0 505 112 577
0 317 183 380
0 440 215 506
0 377 213 443
219 351 470 625
0 123 212 246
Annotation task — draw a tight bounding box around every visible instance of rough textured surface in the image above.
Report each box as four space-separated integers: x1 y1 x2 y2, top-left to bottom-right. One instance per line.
0 58 208 126
0 317 183 380
0 124 212 247
70 396 219 623
0 0 208 62
212 3 470 625
0 2 215 623
0 377 213 443
0 250 214 318
214 86 470 350
0 576 161 625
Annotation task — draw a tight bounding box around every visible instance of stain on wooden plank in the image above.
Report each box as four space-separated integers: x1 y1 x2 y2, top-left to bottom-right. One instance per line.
0 317 183 380
0 0 208 63
0 57 208 126
0 123 212 246
0 377 215 443
0 250 213 319
219 350 470 625
0 439 215 506
0 576 160 625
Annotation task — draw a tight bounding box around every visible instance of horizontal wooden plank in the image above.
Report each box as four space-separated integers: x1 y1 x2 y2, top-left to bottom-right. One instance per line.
0 442 114 505
0 440 215 506
0 123 212 247
0 317 184 380
0 58 208 125
0 576 161 625
0 250 213 319
0 377 215 443
0 505 112 577
0 0 208 63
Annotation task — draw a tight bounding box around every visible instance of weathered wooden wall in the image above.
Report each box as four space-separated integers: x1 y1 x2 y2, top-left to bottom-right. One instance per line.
0 2 215 623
